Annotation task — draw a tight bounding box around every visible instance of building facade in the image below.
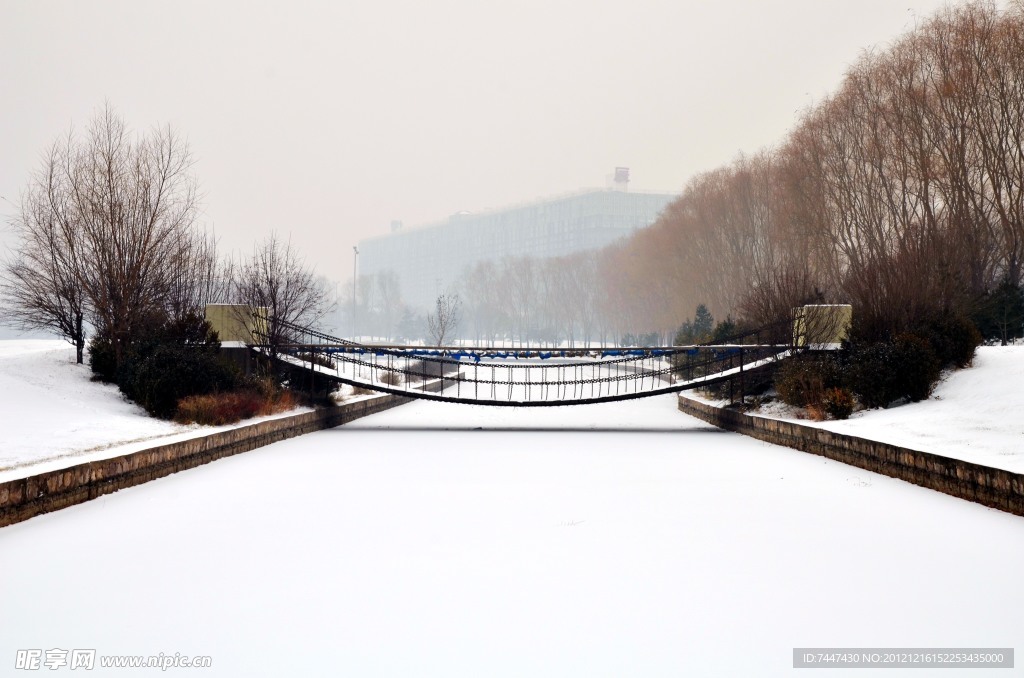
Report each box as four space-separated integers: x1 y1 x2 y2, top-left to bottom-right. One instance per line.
358 187 675 311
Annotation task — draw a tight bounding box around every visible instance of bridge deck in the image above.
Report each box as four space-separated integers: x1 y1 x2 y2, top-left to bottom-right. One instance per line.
250 314 797 406
266 347 791 407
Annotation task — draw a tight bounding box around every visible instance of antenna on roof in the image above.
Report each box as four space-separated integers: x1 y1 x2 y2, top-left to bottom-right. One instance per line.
612 167 630 191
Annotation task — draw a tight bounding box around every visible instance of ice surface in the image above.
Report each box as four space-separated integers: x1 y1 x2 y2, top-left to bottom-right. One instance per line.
0 393 1021 677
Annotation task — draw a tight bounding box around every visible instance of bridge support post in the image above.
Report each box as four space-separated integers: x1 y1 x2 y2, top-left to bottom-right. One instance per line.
728 363 733 405
739 347 744 408
307 327 315 404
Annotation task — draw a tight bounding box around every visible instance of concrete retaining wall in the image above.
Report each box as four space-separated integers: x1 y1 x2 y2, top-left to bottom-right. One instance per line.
0 389 425 529
678 395 1024 517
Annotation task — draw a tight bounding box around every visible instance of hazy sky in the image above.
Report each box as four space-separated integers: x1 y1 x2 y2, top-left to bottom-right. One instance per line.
1 0 964 284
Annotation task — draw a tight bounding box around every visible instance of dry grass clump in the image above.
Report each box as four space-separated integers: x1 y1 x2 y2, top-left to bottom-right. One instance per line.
175 388 298 426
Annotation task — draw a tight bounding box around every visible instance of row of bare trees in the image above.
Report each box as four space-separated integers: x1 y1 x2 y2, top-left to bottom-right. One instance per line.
2 106 332 365
341 254 607 346
335 3 1024 348
344 255 610 346
456 253 611 346
601 1 1024 340
345 270 407 341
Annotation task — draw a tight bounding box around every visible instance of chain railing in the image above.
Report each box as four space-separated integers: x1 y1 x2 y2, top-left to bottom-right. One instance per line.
248 311 795 406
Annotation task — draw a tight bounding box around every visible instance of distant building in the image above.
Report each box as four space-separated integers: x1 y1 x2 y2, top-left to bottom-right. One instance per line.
359 175 675 310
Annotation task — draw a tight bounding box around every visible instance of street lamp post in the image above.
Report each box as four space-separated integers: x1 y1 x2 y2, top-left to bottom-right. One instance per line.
352 246 359 340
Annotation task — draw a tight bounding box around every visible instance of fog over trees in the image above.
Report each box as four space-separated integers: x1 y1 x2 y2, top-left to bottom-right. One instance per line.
230 234 334 347
603 1 1024 342
12 3 1020 353
350 2 1024 347
349 252 614 346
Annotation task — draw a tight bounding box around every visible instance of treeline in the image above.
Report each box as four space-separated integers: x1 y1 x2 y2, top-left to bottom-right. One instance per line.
314 1 1024 351
458 253 605 345
356 253 627 346
604 1 1024 343
2 106 334 420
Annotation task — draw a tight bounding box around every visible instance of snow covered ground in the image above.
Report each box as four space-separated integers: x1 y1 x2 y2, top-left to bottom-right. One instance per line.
727 345 1024 474
1 394 1022 676
6 339 1020 482
0 340 187 476
0 340 311 482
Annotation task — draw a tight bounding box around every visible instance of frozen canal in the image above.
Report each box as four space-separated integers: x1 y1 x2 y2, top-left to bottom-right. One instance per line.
1 394 1022 677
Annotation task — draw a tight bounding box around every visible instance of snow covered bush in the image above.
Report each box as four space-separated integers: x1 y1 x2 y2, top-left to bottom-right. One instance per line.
846 335 940 408
913 313 981 369
127 344 241 419
774 353 842 408
821 387 855 420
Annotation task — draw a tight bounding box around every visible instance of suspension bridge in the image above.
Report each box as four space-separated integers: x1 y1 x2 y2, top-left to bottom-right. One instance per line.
244 314 803 407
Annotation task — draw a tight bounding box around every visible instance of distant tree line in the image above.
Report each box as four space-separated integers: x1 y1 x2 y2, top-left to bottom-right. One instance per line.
123 0 1020 358
401 1 1024 353
349 252 617 347
601 1 1024 344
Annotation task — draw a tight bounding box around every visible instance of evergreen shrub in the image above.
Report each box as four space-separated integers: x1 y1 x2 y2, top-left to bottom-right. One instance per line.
846 334 940 408
972 280 1024 345
822 386 855 420
87 335 118 383
914 314 981 368
128 344 240 418
775 353 842 408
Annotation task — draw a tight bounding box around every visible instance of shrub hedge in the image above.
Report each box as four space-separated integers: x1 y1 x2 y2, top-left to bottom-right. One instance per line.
87 335 118 383
912 313 981 368
822 386 855 420
774 319 972 413
775 353 842 408
175 388 297 426
844 334 940 408
128 343 241 419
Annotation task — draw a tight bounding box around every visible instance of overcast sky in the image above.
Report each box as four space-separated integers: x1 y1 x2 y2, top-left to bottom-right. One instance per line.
1 0 965 284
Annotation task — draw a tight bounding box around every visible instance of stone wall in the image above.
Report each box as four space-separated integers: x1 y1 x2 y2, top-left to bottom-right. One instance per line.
0 388 434 529
678 395 1024 517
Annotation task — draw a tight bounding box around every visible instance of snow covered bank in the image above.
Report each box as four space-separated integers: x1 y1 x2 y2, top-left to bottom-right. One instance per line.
6 337 1021 485
730 346 1024 474
0 340 311 482
0 341 185 475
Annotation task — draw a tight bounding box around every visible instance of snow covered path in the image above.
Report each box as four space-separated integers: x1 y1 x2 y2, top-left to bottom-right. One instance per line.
1 394 1021 677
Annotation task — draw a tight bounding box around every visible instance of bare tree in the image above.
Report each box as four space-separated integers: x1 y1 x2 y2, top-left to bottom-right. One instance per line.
165 228 228 325
592 1 1024 343
231 233 334 347
68 106 203 365
1 158 87 361
2 105 213 365
427 292 461 346
375 270 403 341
